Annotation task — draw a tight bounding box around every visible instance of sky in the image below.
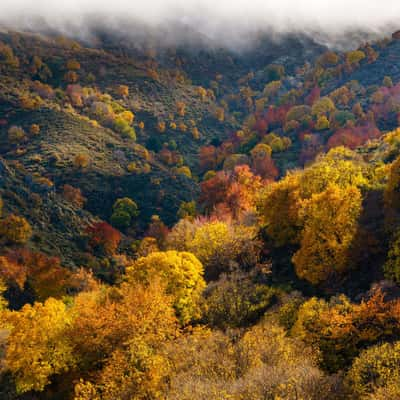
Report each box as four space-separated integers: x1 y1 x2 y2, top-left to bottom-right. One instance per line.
0 1 399 48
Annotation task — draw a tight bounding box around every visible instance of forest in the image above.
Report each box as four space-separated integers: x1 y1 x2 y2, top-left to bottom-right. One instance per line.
1 24 400 399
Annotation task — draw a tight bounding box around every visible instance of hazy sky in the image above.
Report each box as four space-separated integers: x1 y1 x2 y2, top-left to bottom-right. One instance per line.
0 1 399 47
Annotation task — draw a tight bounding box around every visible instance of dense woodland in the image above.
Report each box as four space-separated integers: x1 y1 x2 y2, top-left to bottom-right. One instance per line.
2 27 400 399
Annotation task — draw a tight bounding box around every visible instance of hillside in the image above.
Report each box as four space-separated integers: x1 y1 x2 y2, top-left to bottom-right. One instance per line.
3 25 400 400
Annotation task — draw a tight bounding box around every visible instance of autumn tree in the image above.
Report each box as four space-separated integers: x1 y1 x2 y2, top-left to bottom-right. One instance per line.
86 222 121 255
346 50 366 66
146 215 169 248
384 230 400 283
293 290 400 372
292 184 362 285
116 84 129 97
177 200 197 220
29 124 40 135
311 97 336 117
127 251 205 324
299 147 369 198
250 143 278 180
3 298 75 393
74 153 90 169
70 279 177 371
203 269 275 329
384 155 400 230
8 126 26 143
260 172 303 247
167 218 261 280
0 214 32 245
62 184 86 208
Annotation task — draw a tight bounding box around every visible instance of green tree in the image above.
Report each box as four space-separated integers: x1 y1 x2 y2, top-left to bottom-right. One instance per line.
111 197 139 229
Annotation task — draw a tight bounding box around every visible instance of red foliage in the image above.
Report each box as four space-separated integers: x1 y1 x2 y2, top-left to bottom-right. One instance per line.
200 165 264 219
200 171 230 213
145 216 169 248
327 123 381 149
251 155 279 180
264 105 290 127
305 86 321 106
158 147 174 165
370 83 400 122
0 255 27 289
86 222 122 255
253 117 269 134
3 249 70 300
199 145 218 172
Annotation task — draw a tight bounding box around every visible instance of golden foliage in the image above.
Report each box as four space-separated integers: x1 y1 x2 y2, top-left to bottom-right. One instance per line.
3 298 75 393
127 251 205 324
292 184 362 285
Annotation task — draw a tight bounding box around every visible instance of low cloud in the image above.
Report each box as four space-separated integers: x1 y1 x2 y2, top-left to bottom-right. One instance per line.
0 1 399 49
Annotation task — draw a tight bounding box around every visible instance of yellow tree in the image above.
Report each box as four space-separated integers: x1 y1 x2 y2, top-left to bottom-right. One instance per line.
299 146 369 198
127 251 205 324
292 184 362 285
72 280 177 399
0 214 32 244
311 97 336 117
71 279 177 369
0 278 7 311
384 155 400 230
260 172 303 247
3 298 75 393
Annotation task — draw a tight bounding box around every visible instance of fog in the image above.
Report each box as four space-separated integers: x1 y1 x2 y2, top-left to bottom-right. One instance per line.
0 0 399 49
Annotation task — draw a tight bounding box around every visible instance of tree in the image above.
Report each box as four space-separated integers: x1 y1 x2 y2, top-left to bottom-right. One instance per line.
74 153 90 169
0 214 32 244
346 341 400 398
315 115 330 130
0 277 7 310
384 230 400 283
384 155 400 230
383 75 394 88
62 184 86 208
311 97 336 117
146 215 169 248
203 269 275 329
3 298 75 393
29 124 40 135
260 172 303 247
116 84 129 97
70 279 177 370
127 251 205 324
168 219 261 280
177 201 197 220
7 126 26 143
292 290 400 373
346 50 366 66
250 143 278 180
176 101 186 116
86 222 121 255
292 184 362 285
299 147 369 198
66 59 81 70
110 197 139 229
4 249 70 301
